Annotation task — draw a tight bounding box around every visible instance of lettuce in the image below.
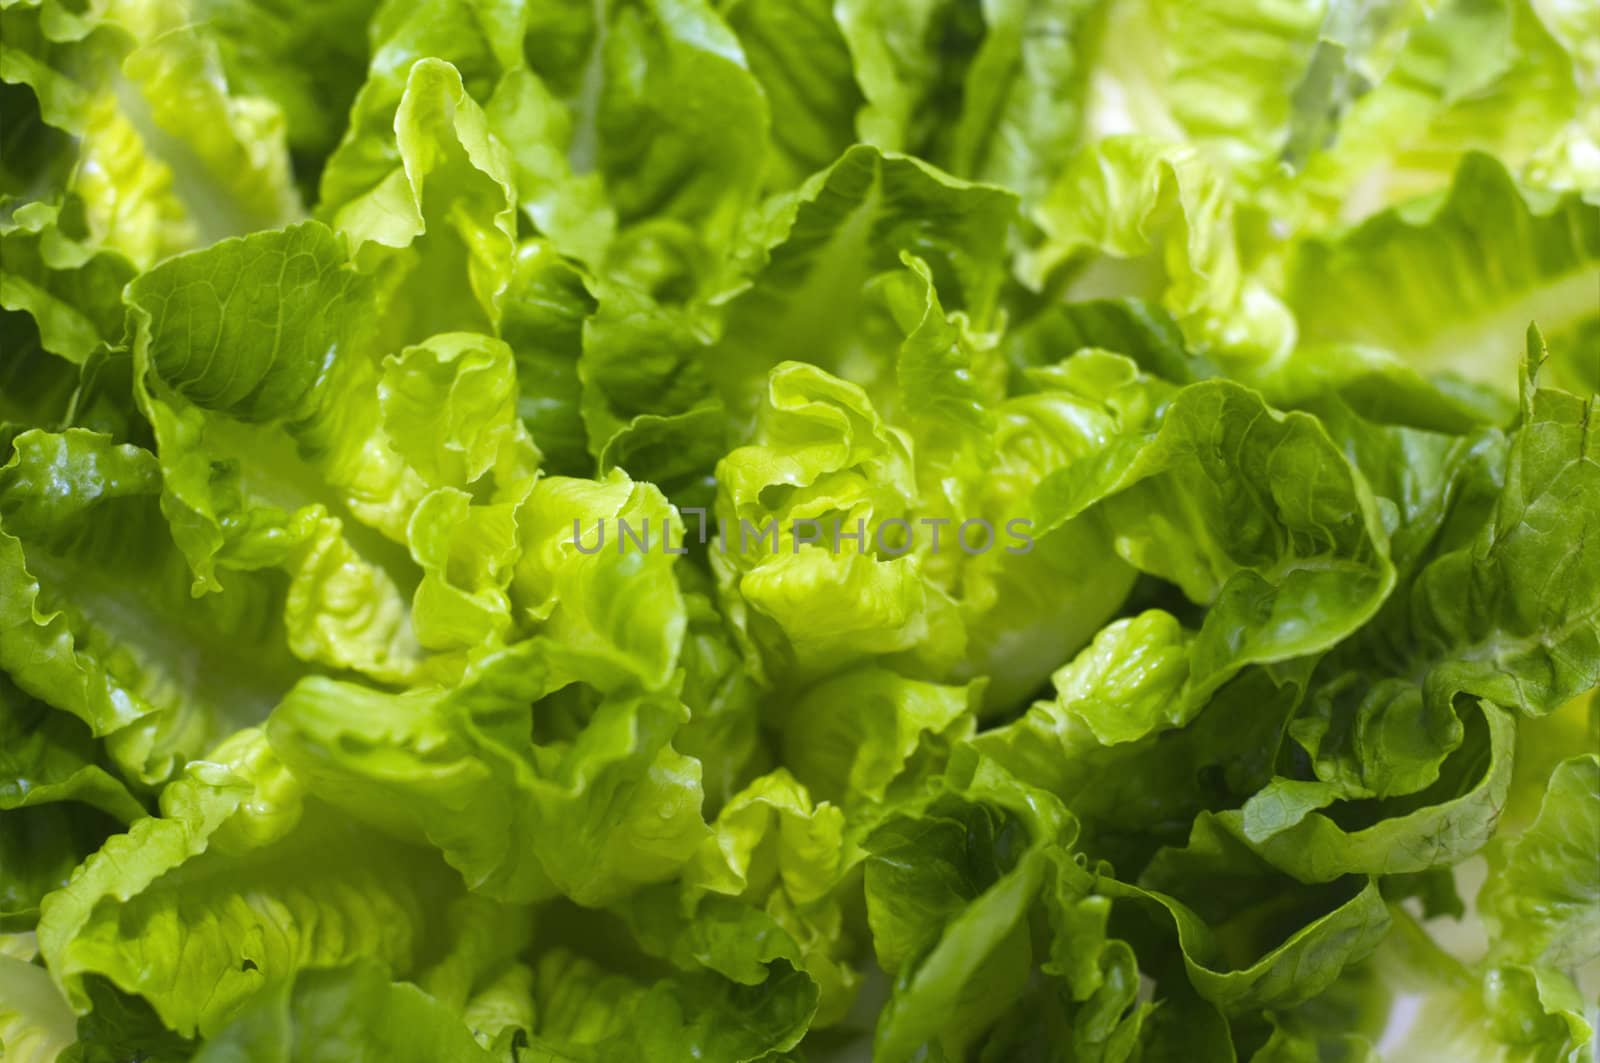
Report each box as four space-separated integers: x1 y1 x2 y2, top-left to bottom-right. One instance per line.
2 0 1597 1060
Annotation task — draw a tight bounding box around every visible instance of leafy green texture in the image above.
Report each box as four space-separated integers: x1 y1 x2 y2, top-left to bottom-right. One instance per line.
1480 754 1600 971
3 0 1598 1059
267 637 706 906
193 960 499 1063
0 952 78 1063
1289 154 1600 395
0 674 144 934
35 730 466 1037
1035 377 1396 704
0 429 306 783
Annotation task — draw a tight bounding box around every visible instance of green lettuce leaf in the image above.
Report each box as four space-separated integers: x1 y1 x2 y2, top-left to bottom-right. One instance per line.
5 2 1599 1058
0 198 133 366
519 945 815 1062
1081 0 1326 181
189 0 381 196
576 281 728 509
0 429 305 782
709 144 1015 416
1034 376 1396 705
710 349 1144 708
723 0 862 190
268 637 707 906
1479 754 1600 971
500 240 596 477
510 469 686 691
1363 906 1594 1063
55 977 196 1063
1287 0 1592 219
0 951 78 1063
0 673 144 933
125 221 429 681
862 755 1392 1061
1230 697 1516 881
37 729 462 1038
193 960 497 1063
837 0 1100 207
323 58 517 343
1289 154 1600 396
2 0 303 265
127 219 549 682
1022 136 1297 364
619 768 855 1025
672 570 767 811
0 673 144 826
780 665 977 812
